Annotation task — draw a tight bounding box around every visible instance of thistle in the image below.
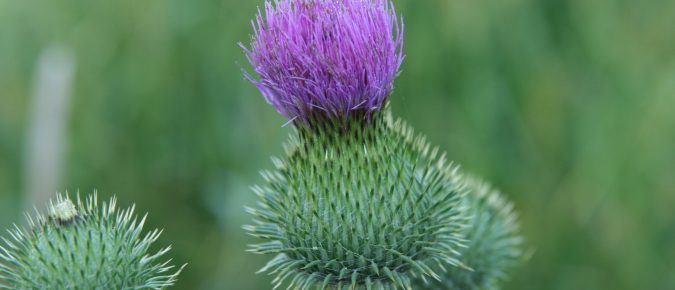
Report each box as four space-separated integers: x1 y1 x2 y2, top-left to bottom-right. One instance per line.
241 0 522 289
0 193 184 289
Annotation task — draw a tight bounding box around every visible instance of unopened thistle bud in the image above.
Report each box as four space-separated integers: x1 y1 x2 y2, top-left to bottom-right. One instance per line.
415 179 523 290
0 193 185 289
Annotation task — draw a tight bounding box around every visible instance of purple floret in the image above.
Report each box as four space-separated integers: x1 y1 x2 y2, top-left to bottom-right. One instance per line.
242 0 404 124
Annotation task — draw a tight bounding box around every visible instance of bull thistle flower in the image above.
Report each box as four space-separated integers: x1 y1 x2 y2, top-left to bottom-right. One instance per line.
241 0 404 123
0 193 184 289
241 0 523 289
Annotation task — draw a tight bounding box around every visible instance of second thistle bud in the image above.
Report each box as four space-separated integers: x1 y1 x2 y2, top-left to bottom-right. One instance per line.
415 179 523 290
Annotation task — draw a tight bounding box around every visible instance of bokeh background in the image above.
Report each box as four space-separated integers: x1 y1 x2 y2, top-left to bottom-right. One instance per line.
1 0 675 289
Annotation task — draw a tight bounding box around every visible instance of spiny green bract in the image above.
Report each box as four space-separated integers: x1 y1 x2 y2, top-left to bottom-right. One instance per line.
415 179 522 290
245 111 468 290
0 193 185 290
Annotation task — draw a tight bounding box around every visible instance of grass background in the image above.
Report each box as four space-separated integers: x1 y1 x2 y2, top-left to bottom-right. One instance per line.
1 0 675 289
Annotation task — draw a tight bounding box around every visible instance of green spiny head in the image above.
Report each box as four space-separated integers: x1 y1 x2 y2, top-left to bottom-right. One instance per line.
415 178 523 290
245 111 468 290
0 193 185 289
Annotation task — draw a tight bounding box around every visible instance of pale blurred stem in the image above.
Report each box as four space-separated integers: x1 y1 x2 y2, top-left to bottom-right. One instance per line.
23 45 76 212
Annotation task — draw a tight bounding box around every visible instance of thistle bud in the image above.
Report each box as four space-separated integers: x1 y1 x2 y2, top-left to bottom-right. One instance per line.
415 179 523 290
0 193 185 289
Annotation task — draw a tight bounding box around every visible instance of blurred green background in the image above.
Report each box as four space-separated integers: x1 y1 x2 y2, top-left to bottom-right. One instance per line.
1 0 674 289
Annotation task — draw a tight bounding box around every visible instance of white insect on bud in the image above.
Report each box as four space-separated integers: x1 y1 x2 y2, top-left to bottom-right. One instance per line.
50 196 78 225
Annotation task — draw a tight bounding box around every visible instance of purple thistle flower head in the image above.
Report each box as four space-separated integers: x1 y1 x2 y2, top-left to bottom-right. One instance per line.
242 0 404 124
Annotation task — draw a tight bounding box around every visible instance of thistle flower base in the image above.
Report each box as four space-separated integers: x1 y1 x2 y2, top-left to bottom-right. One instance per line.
246 112 467 290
